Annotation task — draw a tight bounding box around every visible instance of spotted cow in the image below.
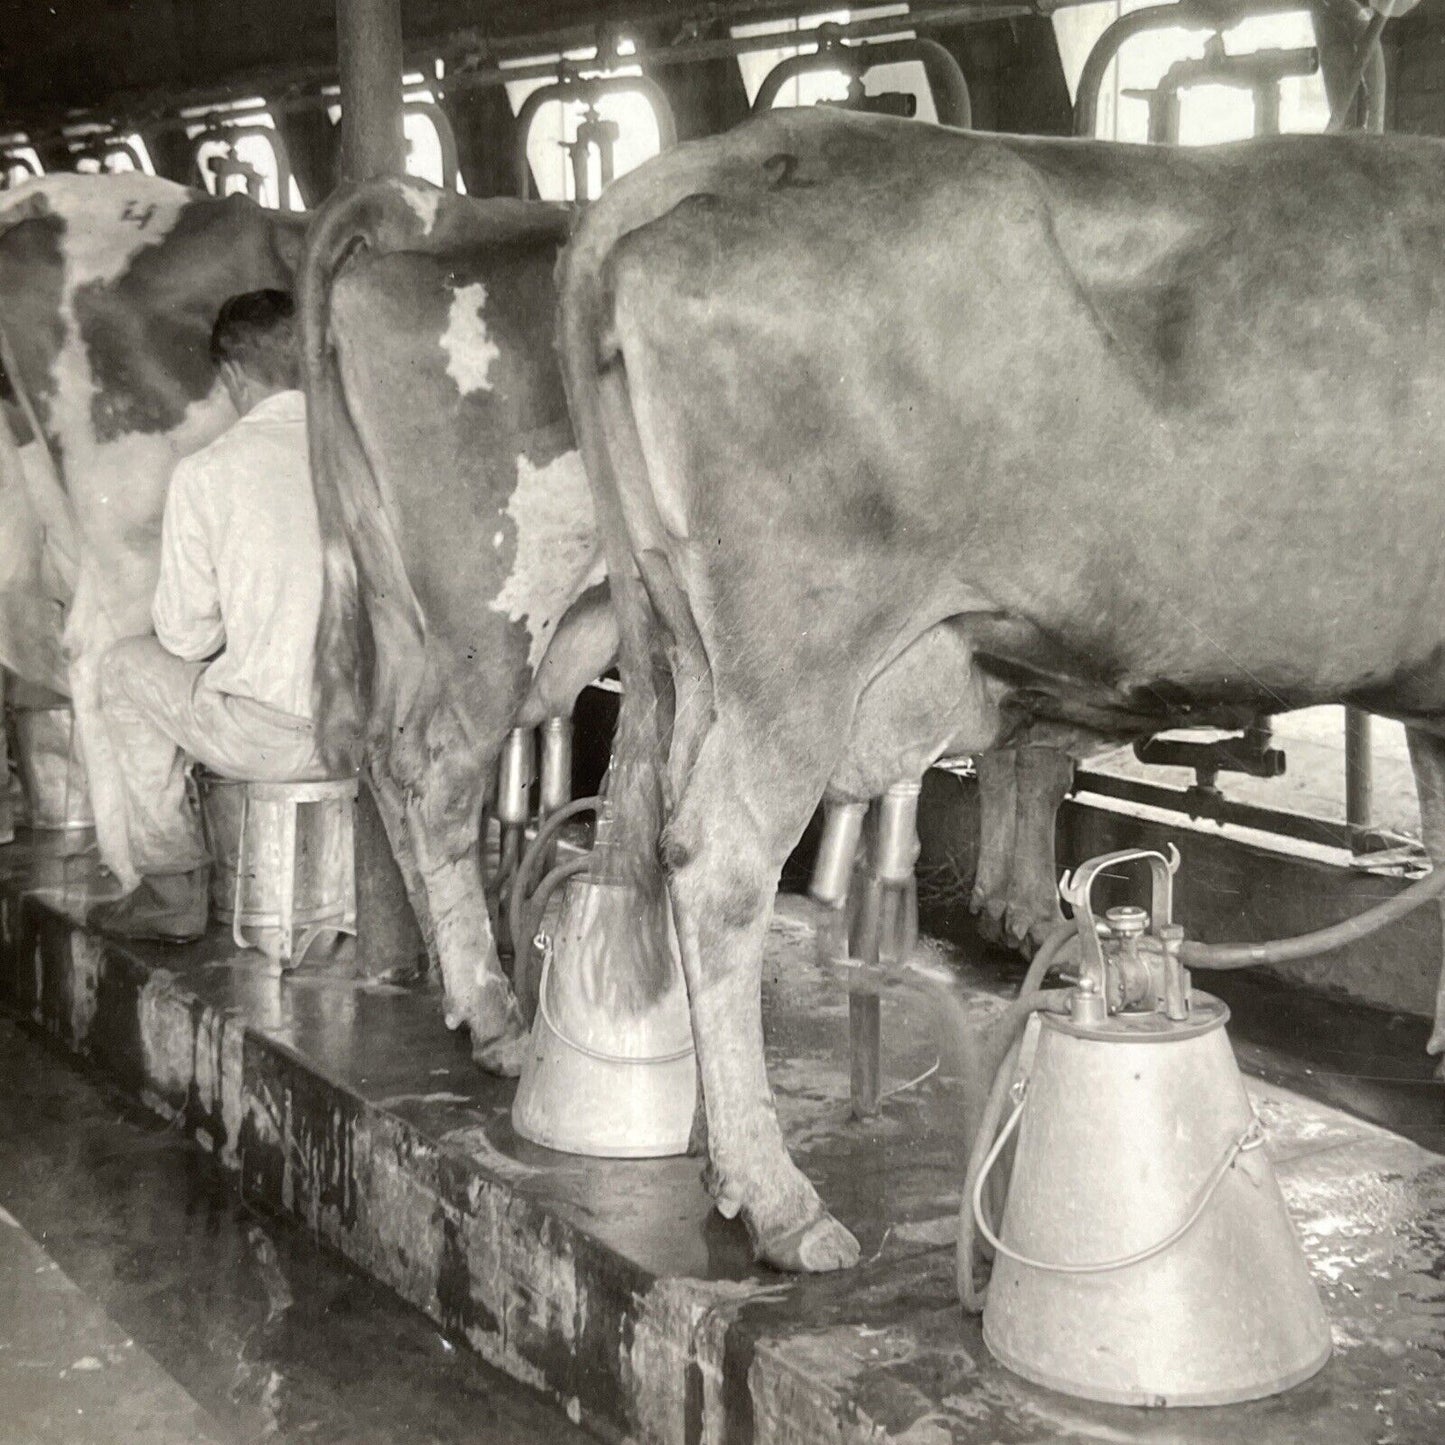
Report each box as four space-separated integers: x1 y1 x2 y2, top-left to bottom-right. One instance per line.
557 110 1445 1271
301 178 615 1071
0 174 306 883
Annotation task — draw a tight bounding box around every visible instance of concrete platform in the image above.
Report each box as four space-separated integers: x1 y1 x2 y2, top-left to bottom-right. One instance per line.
2 829 1443 1444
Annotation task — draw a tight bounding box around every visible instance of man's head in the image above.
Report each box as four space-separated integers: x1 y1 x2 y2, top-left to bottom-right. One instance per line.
210 289 299 415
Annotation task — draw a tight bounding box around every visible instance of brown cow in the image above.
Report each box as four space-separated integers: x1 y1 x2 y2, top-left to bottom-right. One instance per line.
556 110 1445 1271
301 178 615 1072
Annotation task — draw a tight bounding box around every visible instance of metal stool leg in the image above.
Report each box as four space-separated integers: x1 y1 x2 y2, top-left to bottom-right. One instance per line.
232 790 251 953
276 794 298 968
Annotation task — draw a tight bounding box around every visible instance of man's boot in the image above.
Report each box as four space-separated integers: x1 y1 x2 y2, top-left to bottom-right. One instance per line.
90 865 210 943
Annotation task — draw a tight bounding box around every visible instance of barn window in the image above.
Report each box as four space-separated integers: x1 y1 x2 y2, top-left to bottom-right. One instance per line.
68 132 155 176
186 103 306 210
0 138 43 188
504 40 665 202
1055 3 1329 143
733 6 939 124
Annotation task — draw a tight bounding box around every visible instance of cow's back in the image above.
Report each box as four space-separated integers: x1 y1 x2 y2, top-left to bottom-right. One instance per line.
576 112 1445 725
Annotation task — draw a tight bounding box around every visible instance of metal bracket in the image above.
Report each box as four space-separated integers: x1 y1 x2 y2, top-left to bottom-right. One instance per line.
1060 846 1180 1001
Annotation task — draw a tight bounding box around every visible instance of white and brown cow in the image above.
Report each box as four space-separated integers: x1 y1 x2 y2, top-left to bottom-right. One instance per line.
301 178 615 1072
0 174 305 882
557 109 1445 1271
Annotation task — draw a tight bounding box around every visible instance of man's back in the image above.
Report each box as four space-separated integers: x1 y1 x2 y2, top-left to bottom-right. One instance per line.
152 389 321 720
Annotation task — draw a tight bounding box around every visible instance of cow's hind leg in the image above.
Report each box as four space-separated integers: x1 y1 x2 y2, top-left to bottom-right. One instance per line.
391 696 527 1074
665 709 860 1273
1406 726 1445 1060
970 749 1018 944
1002 744 1074 954
363 760 436 979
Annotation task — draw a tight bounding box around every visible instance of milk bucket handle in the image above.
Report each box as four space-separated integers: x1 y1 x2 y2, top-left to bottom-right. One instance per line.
533 931 695 1067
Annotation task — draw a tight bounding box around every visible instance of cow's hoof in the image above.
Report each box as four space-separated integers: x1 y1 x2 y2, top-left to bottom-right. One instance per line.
1004 920 1037 960
970 894 1009 946
471 1024 531 1078
756 1210 861 1273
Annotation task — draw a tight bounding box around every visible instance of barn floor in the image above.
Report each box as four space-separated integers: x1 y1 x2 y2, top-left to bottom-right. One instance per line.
1 828 1443 1444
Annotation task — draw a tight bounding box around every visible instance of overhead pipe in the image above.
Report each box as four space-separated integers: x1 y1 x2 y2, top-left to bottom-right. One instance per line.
3 2 1029 152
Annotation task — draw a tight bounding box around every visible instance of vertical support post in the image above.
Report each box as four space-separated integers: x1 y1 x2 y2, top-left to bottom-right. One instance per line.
849 989 882 1121
334 0 418 979
0 671 12 845
1345 707 1374 852
335 0 406 185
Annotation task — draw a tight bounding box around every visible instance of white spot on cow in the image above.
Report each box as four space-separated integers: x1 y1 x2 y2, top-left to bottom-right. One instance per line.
442 283 501 397
492 530 505 549
492 450 601 669
397 181 442 236
2 173 188 289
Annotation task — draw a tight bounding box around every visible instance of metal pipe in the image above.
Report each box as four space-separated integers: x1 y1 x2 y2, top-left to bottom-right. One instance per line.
1326 0 1393 132
5 3 1026 151
752 34 971 129
810 799 868 908
512 73 677 200
1072 0 1318 138
1345 707 1374 849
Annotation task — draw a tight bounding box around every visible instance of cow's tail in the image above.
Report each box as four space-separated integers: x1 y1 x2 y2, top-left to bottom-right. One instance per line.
299 189 376 774
555 202 681 1005
299 180 452 773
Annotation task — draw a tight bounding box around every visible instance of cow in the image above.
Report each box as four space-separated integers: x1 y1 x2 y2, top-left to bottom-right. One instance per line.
555 108 1445 1272
300 177 616 1073
0 174 306 885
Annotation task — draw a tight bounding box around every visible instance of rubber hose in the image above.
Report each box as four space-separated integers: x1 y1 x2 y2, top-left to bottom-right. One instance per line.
1017 921 1080 999
1179 852 1445 971
517 853 593 965
507 794 603 958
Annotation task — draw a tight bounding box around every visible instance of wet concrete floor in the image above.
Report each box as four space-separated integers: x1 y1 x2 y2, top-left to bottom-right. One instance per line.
3 832 1445 1441
0 1016 595 1444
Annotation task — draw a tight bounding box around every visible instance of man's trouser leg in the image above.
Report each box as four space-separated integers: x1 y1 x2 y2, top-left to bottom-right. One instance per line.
96 638 324 937
97 639 210 877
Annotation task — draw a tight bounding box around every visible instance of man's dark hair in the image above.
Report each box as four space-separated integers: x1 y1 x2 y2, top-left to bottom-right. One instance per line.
209 289 299 390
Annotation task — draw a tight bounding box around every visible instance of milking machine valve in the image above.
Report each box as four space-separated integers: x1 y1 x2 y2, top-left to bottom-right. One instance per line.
1058 845 1192 1025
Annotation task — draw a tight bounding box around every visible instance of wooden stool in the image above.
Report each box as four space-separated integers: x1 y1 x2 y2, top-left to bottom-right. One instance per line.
199 773 357 967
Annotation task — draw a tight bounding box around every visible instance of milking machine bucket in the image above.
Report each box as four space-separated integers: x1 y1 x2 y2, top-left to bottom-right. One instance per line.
512 868 696 1158
973 847 1331 1407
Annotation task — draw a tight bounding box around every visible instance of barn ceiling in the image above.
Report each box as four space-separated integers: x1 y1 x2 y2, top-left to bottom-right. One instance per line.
0 0 1011 127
